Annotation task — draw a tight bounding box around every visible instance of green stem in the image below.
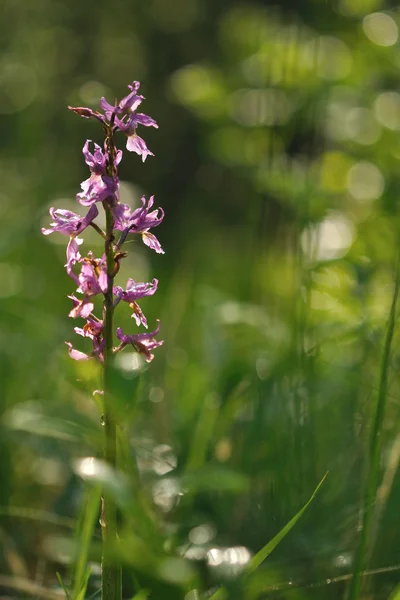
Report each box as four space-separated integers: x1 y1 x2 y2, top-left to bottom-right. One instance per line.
347 251 400 600
90 221 107 239
101 195 122 599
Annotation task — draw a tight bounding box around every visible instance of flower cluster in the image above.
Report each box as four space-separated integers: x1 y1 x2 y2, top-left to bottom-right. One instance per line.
42 81 164 364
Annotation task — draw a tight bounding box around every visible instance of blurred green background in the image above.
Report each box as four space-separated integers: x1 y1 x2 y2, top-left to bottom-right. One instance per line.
2 0 400 598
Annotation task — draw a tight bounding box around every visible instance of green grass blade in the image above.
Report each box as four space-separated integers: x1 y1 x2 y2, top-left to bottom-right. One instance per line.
348 252 400 600
246 472 328 575
71 485 101 599
208 588 228 600
75 567 92 600
56 572 69 598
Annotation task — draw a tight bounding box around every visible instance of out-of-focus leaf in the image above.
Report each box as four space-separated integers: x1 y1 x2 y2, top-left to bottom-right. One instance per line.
246 473 328 574
71 486 100 599
181 466 249 492
130 590 150 600
388 585 400 600
106 363 142 420
56 572 69 598
74 567 91 600
3 401 100 444
72 457 132 511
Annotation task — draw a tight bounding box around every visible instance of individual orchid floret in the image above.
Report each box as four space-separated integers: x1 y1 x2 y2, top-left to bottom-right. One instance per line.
127 195 164 231
77 174 118 206
116 321 163 363
82 139 122 174
92 336 106 361
99 80 144 119
78 256 108 296
42 205 98 237
68 294 94 319
113 195 164 254
68 253 108 298
113 278 158 327
114 116 157 161
113 278 158 303
77 141 121 206
68 106 106 123
74 316 103 339
65 342 91 361
65 334 105 362
102 81 158 160
75 317 105 361
66 238 83 277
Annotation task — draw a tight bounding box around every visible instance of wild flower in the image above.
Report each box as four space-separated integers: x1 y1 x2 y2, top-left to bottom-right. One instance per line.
43 80 164 366
42 80 164 600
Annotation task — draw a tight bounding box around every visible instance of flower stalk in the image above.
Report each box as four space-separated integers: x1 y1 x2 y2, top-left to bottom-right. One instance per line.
42 81 164 600
101 198 120 599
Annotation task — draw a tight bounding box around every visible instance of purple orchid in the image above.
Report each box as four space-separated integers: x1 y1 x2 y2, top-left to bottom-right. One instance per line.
77 141 121 206
99 80 144 118
68 253 108 298
100 81 158 161
113 195 164 254
68 106 106 123
44 80 164 371
42 205 98 237
74 316 103 339
54 80 165 596
67 316 105 361
113 278 158 327
75 317 105 361
66 237 83 276
116 321 163 363
114 114 158 161
66 328 105 362
113 278 158 303
65 342 91 361
69 81 158 161
78 257 108 296
68 293 94 319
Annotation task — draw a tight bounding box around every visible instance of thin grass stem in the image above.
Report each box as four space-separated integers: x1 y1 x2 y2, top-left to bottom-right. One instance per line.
347 250 400 600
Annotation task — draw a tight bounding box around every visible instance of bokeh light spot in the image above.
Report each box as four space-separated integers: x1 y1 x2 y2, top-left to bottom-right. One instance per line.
374 91 400 130
0 62 37 114
207 546 252 575
152 478 182 512
115 351 143 375
149 386 164 403
317 37 352 80
344 107 381 144
363 12 398 47
79 81 107 106
189 524 215 545
347 161 384 201
152 444 177 475
302 214 355 261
